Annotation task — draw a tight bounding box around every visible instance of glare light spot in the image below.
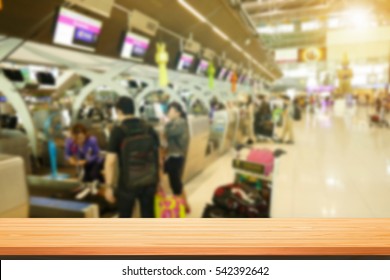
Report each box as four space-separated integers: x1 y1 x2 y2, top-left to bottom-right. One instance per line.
346 8 373 29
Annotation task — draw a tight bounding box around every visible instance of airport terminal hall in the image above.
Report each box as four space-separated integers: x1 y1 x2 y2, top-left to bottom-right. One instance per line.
0 0 390 219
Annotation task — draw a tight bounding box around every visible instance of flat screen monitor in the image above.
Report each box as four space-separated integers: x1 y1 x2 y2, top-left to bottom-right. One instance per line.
226 70 234 81
217 67 228 80
120 32 150 61
128 80 139 89
196 59 209 76
36 72 56 86
2 69 24 82
53 7 103 52
177 52 195 72
239 75 246 84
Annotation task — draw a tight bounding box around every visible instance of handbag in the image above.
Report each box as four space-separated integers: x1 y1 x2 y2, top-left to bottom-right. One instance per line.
154 189 186 218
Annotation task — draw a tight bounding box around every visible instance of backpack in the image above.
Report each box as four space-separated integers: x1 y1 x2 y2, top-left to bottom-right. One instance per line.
120 121 158 190
293 104 301 121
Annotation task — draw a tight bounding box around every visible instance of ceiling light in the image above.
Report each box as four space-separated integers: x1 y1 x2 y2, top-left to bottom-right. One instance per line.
177 0 276 80
177 0 207 22
232 42 242 52
212 26 229 40
346 8 372 28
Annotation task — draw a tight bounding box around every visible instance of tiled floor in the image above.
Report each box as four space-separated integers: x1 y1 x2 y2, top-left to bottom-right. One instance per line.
186 104 390 218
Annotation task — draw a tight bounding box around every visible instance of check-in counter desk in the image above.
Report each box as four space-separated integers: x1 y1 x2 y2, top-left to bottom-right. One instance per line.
182 114 210 183
221 108 239 152
235 107 250 145
204 109 228 167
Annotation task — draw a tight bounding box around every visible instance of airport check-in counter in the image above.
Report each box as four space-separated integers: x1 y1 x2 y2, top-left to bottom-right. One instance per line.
222 108 239 151
204 95 232 164
236 106 250 145
0 154 100 218
0 154 29 218
137 87 211 183
206 110 228 162
182 103 210 183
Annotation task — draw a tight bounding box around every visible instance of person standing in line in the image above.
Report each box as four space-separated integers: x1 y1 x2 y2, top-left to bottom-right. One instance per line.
246 96 256 145
379 98 389 128
163 102 190 213
279 96 295 144
103 97 160 218
255 95 273 142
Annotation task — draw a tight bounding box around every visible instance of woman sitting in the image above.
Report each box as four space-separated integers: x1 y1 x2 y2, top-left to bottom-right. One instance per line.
65 123 104 186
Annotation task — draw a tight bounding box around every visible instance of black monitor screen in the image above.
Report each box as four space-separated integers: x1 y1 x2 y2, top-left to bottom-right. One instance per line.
2 69 24 82
36 72 56 86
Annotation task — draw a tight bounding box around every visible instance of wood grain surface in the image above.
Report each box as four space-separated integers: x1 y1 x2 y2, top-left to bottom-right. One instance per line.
0 219 390 256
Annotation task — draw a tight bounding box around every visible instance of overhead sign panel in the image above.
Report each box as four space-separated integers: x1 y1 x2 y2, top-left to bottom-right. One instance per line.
298 47 327 62
184 39 201 54
129 10 159 37
203 48 216 61
66 0 114 18
275 49 298 63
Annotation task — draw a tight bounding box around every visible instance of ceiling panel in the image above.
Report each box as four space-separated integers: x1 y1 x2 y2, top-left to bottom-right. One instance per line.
0 0 281 80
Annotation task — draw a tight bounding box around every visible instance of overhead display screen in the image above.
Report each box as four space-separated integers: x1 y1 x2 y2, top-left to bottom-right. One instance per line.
217 68 228 80
53 7 102 52
196 59 209 76
120 32 151 61
177 52 195 72
239 74 247 84
226 70 234 81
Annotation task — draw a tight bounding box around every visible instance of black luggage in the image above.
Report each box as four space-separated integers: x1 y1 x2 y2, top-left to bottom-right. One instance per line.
257 121 274 138
202 204 239 218
212 184 270 218
293 105 301 121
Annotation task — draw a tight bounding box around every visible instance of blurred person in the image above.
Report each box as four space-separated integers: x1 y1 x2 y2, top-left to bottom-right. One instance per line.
104 97 160 218
255 95 273 142
279 96 295 144
163 102 190 213
65 123 104 184
246 96 256 145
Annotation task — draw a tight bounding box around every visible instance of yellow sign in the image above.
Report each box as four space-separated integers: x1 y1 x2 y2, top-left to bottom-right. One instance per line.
0 0 3 11
298 47 327 62
155 42 169 87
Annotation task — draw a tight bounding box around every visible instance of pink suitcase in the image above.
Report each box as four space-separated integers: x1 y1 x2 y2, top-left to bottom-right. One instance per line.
246 149 274 176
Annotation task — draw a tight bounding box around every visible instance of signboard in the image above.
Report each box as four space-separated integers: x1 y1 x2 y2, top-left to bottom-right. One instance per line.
184 39 201 54
129 10 159 37
66 0 114 18
275 49 298 63
298 47 327 62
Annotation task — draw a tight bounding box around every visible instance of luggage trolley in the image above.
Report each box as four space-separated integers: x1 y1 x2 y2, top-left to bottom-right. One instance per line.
203 147 277 218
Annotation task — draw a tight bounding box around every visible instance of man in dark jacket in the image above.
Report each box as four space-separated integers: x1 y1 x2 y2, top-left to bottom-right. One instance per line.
103 97 160 218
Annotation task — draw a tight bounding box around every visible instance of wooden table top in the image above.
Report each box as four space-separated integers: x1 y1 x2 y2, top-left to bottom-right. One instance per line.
0 219 390 256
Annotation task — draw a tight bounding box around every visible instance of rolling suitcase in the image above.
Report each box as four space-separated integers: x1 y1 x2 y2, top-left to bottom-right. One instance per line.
246 149 274 176
202 204 239 218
